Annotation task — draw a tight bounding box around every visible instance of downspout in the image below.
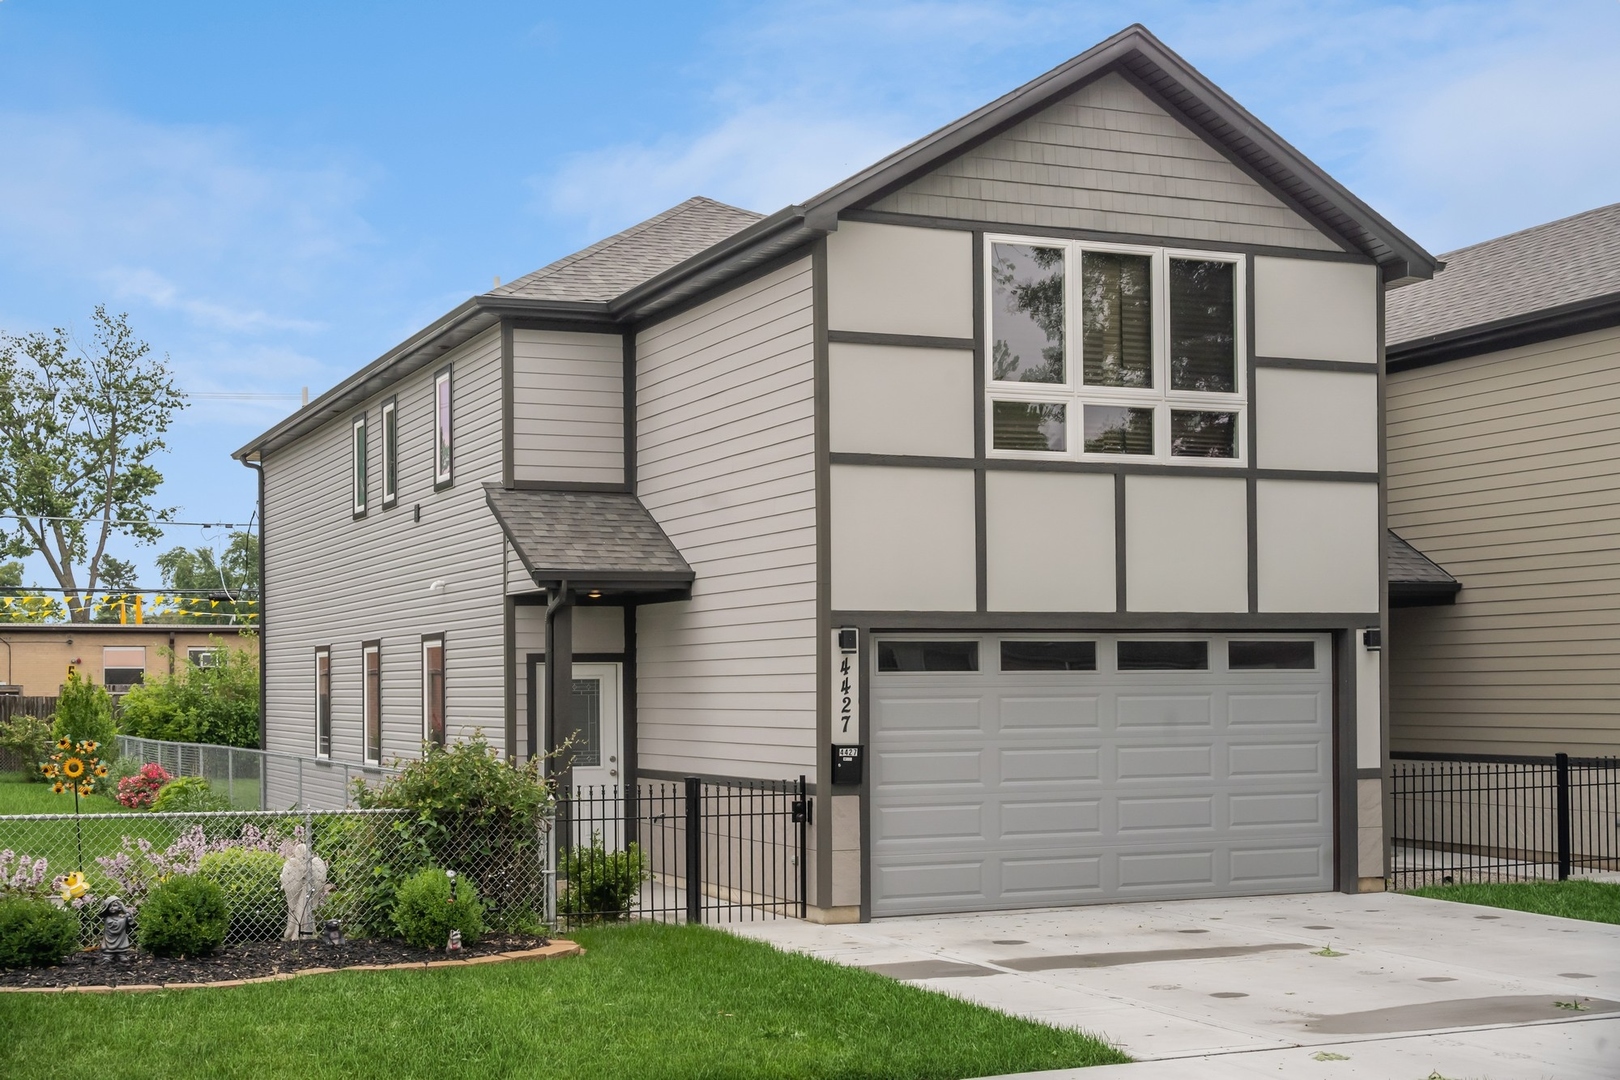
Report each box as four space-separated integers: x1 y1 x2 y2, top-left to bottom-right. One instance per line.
541 579 572 774
241 456 267 750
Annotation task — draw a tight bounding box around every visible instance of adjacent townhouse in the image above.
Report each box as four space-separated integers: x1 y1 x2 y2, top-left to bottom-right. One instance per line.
1387 203 1620 758
236 24 1438 922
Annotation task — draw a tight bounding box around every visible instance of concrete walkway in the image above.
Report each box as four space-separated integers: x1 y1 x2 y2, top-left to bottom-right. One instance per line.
726 891 1619 1079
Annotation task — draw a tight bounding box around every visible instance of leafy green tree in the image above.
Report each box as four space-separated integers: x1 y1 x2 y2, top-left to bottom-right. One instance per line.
0 307 184 623
0 558 60 623
153 531 258 624
90 555 139 624
117 637 260 748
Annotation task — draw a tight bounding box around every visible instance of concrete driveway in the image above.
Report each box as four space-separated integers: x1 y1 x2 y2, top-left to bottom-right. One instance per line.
727 891 1618 1079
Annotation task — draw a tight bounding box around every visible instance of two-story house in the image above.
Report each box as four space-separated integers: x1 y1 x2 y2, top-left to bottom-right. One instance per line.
236 25 1437 922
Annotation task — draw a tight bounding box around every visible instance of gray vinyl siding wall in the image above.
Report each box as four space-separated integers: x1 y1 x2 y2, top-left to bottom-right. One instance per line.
634 258 819 779
1388 323 1620 756
870 71 1339 252
261 328 508 802
511 329 624 485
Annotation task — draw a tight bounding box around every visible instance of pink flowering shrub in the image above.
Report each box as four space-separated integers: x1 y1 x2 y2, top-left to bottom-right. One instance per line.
116 763 172 809
95 823 289 907
0 850 52 900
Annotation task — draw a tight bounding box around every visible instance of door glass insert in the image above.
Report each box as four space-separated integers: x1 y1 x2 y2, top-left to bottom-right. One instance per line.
1117 640 1209 671
571 678 602 766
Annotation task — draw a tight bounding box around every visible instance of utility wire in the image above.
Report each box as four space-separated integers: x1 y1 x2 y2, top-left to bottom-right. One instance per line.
0 513 257 529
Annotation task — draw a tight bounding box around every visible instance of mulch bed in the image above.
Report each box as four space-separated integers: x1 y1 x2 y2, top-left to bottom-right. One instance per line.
1 932 557 990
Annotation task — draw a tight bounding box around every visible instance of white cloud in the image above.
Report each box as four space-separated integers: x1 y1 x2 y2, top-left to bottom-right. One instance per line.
100 266 324 334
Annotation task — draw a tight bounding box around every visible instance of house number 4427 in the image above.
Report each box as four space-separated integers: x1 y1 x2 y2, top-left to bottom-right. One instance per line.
832 633 860 744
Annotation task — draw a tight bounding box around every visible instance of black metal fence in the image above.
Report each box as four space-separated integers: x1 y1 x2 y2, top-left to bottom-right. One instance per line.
552 775 807 929
1389 752 1620 890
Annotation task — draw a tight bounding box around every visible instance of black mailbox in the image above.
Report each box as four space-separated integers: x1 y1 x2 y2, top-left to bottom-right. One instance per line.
831 744 864 786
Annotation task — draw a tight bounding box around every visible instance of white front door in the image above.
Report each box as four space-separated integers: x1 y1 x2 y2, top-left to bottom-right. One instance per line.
559 662 622 792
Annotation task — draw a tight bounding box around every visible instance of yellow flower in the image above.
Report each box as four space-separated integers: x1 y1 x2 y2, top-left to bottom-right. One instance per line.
57 737 72 750
52 782 66 794
62 757 85 779
94 763 109 778
39 763 52 776
78 785 94 797
79 740 98 754
60 872 87 902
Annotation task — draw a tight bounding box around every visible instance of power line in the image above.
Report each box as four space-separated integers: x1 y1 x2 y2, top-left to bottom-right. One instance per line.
0 513 257 529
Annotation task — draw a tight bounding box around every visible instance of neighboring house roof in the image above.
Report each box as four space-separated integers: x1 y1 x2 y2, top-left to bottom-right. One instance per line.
483 485 694 591
1387 530 1460 607
1387 202 1620 371
492 197 764 303
238 22 1436 463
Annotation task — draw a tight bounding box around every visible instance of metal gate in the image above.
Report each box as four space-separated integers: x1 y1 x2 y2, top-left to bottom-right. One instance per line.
553 775 807 928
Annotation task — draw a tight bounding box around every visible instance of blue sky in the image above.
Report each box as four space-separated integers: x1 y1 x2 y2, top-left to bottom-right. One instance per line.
1 0 1618 587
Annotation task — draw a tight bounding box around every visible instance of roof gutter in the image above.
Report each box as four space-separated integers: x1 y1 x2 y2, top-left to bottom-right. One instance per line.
1388 291 1620 372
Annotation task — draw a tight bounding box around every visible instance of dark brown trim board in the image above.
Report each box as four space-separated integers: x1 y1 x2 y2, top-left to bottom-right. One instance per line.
828 452 1376 486
622 330 637 492
1113 473 1128 613
1387 291 1620 372
1333 628 1359 893
832 611 1380 632
828 329 976 351
501 318 515 488
811 235 835 911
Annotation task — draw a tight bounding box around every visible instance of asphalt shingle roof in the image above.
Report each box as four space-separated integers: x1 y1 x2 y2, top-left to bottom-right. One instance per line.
1387 529 1458 588
1385 203 1620 347
491 197 764 304
483 484 693 584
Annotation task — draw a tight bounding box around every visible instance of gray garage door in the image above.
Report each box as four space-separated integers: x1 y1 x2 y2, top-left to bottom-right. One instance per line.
870 634 1334 916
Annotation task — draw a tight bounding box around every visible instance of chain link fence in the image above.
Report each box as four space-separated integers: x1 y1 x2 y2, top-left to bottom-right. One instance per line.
116 736 399 811
0 808 552 947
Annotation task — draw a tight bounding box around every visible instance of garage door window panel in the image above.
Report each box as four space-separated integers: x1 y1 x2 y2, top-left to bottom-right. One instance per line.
1000 640 1097 671
877 641 979 673
1117 640 1209 671
1228 640 1316 670
986 237 1245 465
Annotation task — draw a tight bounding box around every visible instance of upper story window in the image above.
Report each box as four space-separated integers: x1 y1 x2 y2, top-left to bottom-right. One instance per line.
380 397 399 508
433 367 453 488
314 647 331 759
351 414 368 516
986 237 1246 464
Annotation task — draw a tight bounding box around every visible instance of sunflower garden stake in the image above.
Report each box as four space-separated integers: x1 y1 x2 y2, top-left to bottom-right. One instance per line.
41 737 109 869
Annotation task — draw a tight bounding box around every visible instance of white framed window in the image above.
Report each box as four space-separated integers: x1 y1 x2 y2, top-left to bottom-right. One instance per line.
314 647 331 759
984 236 1246 465
380 396 399 508
363 641 381 765
351 414 369 516
187 646 218 669
433 367 453 488
422 634 445 748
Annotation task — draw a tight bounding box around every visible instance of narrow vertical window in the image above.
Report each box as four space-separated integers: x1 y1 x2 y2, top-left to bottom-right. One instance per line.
422 635 445 748
363 642 381 765
433 368 453 488
351 415 368 516
1082 251 1154 389
314 648 331 759
381 397 398 507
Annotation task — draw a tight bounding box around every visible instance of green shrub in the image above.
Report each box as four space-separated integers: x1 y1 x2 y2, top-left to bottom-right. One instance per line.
0 896 80 967
356 735 550 931
315 815 431 939
137 874 228 957
197 847 286 941
560 835 648 921
52 668 117 757
0 713 54 781
150 776 231 813
118 637 260 748
391 866 485 950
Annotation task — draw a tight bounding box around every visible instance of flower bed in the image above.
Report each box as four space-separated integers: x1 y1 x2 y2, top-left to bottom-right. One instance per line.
0 932 563 990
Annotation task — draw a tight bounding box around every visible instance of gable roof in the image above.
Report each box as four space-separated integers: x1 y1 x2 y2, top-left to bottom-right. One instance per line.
484 484 694 589
1386 202 1620 370
238 23 1434 462
492 197 764 303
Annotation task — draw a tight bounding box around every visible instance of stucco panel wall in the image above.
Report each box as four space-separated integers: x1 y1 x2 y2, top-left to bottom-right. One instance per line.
831 465 977 612
985 471 1115 612
1254 257 1378 364
826 222 973 338
1125 475 1248 612
828 342 974 458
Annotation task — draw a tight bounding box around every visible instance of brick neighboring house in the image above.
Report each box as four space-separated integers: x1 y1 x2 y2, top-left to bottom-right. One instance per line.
0 623 240 697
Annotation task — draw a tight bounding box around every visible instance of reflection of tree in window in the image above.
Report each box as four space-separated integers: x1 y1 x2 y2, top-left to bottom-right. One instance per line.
1170 411 1236 458
993 401 1066 452
1083 252 1152 387
991 245 1064 383
1170 260 1235 392
1083 406 1153 454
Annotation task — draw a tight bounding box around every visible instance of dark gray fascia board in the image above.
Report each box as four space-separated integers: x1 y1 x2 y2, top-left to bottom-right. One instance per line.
233 297 613 462
1388 291 1620 372
797 24 1437 282
1390 580 1462 607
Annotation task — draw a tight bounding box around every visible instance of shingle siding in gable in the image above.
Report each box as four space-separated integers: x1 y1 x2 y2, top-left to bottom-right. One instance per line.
870 71 1340 252
634 258 818 780
261 328 508 805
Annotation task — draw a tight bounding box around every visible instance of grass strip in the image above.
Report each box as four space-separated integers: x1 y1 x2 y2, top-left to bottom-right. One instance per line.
0 922 1128 1079
1407 879 1620 925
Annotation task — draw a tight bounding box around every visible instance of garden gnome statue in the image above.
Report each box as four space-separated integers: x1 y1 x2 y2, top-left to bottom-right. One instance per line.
100 896 133 960
279 842 329 941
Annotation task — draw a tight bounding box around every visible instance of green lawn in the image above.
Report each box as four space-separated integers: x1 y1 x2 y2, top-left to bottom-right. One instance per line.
0 923 1127 1079
0 771 129 815
1408 879 1620 924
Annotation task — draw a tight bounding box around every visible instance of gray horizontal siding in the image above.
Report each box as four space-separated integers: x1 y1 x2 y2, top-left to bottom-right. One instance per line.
1388 323 1620 756
870 71 1338 252
511 329 624 485
635 258 818 780
262 329 508 793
